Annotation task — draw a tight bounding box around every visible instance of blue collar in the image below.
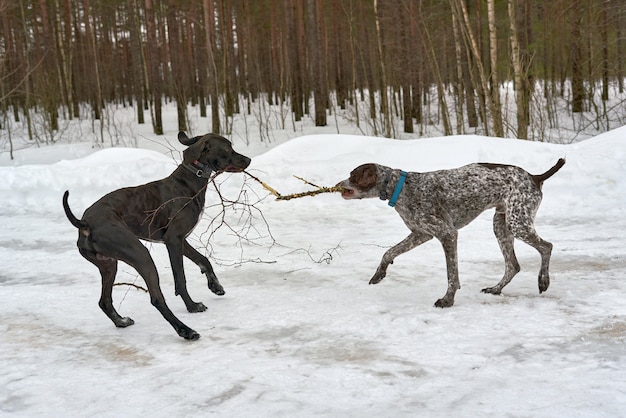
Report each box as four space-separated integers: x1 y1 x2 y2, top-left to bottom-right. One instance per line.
388 171 408 207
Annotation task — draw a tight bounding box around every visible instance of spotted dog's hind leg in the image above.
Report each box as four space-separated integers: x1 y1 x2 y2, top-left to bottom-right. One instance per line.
506 197 553 294
482 208 521 295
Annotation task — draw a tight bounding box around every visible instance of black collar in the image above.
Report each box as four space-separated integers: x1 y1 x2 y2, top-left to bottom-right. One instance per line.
379 169 393 201
182 160 215 179
379 169 409 207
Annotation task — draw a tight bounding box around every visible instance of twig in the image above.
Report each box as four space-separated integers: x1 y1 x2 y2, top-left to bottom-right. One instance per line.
196 173 277 263
279 243 342 264
114 282 148 292
293 175 322 189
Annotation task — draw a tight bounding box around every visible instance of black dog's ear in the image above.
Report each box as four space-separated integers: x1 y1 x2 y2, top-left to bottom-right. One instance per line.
178 131 202 146
182 140 205 164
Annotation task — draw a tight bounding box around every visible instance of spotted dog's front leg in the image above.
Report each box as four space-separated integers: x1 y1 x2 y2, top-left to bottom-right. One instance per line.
434 230 460 308
370 232 433 285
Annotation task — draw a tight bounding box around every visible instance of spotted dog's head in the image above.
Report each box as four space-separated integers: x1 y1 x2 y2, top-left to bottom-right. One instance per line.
335 163 381 200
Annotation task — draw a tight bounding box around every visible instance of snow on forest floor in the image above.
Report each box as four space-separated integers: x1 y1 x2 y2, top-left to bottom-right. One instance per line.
1 109 625 417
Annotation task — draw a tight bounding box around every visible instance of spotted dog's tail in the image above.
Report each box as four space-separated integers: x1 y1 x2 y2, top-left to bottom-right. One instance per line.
532 158 566 188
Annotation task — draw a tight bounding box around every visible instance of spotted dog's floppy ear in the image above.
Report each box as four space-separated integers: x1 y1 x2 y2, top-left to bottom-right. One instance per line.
350 163 378 191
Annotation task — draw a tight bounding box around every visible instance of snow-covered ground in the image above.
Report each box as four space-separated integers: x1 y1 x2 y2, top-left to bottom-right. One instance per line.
1 113 625 416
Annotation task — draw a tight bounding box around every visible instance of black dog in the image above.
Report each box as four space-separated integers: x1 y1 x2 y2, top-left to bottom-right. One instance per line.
63 132 251 340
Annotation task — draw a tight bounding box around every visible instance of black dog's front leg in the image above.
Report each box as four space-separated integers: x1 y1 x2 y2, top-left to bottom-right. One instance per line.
183 240 225 296
165 237 208 313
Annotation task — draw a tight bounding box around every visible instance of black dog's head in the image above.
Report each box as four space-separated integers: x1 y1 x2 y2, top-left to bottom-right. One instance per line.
178 132 251 173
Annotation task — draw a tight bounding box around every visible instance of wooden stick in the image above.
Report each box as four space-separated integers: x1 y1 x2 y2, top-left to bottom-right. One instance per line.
245 171 342 201
275 186 343 201
244 170 282 197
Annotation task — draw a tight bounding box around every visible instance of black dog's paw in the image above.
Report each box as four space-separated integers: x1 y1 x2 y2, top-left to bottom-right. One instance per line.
178 327 201 340
187 302 208 313
187 331 200 341
207 278 225 296
114 317 135 328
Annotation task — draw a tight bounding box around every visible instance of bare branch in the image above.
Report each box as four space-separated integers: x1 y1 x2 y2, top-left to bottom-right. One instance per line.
113 282 148 292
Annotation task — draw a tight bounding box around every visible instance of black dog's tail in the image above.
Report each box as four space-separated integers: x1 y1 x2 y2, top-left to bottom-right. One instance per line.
63 190 88 229
532 158 565 188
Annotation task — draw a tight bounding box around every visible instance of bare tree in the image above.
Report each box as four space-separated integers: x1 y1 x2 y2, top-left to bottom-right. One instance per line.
374 0 392 137
508 0 528 139
203 0 220 134
571 0 585 113
486 0 504 137
307 0 327 127
143 0 162 134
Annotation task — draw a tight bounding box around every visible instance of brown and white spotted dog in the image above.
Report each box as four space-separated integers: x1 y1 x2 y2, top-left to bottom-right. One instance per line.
336 159 565 308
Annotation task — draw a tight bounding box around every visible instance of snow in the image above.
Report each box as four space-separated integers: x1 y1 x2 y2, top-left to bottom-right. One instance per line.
1 116 626 417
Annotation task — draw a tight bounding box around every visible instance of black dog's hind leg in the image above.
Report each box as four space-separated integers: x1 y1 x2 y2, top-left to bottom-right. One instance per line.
93 227 200 340
81 249 135 328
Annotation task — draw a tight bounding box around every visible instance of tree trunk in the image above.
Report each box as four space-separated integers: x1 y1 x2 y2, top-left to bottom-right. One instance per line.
508 0 528 139
571 2 584 113
451 0 502 137
145 0 162 134
38 0 59 133
166 0 186 132
600 0 609 101
204 0 220 134
486 0 504 137
618 1 624 94
374 0 391 137
307 0 327 127
451 11 464 134
418 2 451 135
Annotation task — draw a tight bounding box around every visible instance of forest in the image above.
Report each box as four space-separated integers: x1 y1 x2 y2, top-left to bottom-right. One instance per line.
1 0 625 143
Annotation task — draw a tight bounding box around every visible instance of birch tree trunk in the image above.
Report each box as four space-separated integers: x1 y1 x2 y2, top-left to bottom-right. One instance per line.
450 0 498 136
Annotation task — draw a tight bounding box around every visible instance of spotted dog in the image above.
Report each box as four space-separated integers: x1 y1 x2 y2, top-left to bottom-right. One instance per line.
336 159 565 307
